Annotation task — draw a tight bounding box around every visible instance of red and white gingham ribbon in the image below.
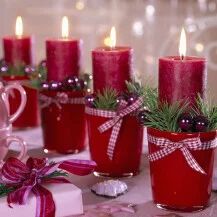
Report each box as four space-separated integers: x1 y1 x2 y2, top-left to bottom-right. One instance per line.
148 134 217 174
39 92 84 109
85 97 143 160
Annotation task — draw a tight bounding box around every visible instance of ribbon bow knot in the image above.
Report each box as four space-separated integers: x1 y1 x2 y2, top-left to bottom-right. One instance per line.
0 157 96 217
93 97 143 160
39 92 84 109
148 135 217 174
56 92 68 104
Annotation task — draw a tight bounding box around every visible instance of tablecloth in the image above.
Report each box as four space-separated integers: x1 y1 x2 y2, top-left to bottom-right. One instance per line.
7 127 217 217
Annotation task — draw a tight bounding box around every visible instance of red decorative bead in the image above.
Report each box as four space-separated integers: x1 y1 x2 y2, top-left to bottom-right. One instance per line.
193 115 209 132
178 114 193 132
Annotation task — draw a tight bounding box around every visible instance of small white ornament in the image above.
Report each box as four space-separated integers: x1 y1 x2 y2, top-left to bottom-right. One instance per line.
91 180 128 198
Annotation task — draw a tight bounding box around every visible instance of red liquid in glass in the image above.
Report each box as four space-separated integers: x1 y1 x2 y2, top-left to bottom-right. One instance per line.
86 113 143 177
41 90 87 154
148 127 216 211
2 75 40 129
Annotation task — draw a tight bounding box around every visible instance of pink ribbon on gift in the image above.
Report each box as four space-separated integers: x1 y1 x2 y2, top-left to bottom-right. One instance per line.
148 135 217 174
85 97 143 160
39 92 84 109
0 157 96 217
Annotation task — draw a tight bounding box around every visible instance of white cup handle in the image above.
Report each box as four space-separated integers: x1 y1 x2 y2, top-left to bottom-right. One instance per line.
5 83 27 123
6 135 27 160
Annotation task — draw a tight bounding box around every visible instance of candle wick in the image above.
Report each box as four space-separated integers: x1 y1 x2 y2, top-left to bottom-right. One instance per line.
181 55 185 61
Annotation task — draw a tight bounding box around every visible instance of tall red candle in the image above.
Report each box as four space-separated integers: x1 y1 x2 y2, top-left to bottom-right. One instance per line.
46 39 82 81
159 28 207 105
92 27 133 93
46 16 82 81
159 56 207 105
3 36 32 65
3 16 32 65
1 16 39 129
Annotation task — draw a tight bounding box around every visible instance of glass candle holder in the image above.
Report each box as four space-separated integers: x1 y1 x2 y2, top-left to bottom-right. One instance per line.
86 112 143 177
40 90 87 154
147 127 216 212
2 75 40 129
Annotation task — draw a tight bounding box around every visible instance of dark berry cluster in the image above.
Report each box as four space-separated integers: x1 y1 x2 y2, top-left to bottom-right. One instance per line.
0 59 38 76
178 114 209 132
137 110 150 124
85 92 139 108
41 76 87 91
0 59 9 73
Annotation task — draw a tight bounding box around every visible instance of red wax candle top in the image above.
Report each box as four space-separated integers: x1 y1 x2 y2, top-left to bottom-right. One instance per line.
92 46 133 93
46 38 82 82
3 36 32 66
159 56 207 105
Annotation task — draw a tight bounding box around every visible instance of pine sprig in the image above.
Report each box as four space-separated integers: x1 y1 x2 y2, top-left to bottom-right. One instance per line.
125 80 146 96
0 170 68 198
0 184 15 198
93 87 118 110
144 101 189 132
43 170 68 179
93 81 148 110
29 65 47 89
141 87 190 132
143 87 158 111
7 64 26 76
192 95 217 131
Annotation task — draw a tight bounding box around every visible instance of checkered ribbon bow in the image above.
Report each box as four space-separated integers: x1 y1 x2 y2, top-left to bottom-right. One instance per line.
148 135 217 174
39 92 84 109
86 97 143 160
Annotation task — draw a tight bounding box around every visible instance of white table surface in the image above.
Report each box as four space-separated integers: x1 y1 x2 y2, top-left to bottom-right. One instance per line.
7 127 217 217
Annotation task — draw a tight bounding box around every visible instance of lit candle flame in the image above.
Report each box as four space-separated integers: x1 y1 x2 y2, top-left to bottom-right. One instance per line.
15 16 23 37
179 27 187 60
62 16 69 38
110 26 116 48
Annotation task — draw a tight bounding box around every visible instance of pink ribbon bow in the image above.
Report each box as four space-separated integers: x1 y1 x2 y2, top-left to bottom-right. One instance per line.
148 135 217 174
86 97 143 160
0 157 96 217
39 92 84 109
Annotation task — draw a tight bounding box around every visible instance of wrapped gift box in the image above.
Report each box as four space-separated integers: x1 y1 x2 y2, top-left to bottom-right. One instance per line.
0 183 83 217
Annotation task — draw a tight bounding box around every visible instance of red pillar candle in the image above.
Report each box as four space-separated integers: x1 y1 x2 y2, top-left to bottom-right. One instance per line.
159 56 207 105
46 16 82 81
92 27 133 93
3 16 32 66
159 28 207 105
2 16 39 129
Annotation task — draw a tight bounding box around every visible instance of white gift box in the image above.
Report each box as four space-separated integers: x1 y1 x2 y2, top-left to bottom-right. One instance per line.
0 183 83 217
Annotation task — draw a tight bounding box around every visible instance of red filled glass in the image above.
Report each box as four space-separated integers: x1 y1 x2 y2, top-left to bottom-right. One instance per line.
41 90 87 154
2 75 40 129
147 127 216 212
86 113 143 177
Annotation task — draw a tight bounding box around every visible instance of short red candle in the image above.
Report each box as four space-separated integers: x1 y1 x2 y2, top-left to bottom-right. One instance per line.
159 56 207 105
46 39 82 81
3 36 32 66
92 47 133 93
